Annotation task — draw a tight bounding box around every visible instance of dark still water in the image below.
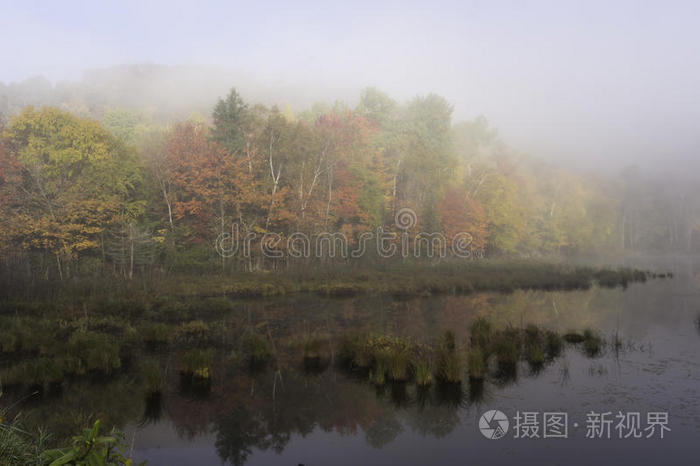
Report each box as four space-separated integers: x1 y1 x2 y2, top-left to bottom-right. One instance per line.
8 256 700 465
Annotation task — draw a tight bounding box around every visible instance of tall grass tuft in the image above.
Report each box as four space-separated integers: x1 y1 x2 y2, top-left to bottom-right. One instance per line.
413 345 434 386
435 331 463 384
141 360 165 395
0 406 50 466
491 328 519 378
523 325 545 370
582 329 603 357
386 340 412 382
179 348 214 380
244 333 273 369
302 335 328 372
469 317 492 353
414 360 434 387
544 330 563 359
467 346 486 380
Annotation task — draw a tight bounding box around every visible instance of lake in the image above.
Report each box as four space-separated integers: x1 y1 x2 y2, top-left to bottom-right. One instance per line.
6 256 700 465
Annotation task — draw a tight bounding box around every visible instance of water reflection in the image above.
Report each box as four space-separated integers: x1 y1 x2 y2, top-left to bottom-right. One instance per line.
3 260 700 465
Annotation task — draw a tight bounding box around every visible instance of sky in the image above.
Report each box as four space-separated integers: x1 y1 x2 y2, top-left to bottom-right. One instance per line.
1 0 699 170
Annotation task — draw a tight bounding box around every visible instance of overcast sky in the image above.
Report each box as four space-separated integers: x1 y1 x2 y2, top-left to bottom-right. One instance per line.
2 0 699 170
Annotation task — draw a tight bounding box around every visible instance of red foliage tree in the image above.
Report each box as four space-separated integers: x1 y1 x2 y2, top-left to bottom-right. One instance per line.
438 187 489 252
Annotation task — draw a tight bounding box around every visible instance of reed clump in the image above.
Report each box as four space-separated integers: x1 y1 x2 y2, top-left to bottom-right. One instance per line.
179 348 214 382
467 346 486 380
582 329 603 357
243 333 273 369
434 331 463 384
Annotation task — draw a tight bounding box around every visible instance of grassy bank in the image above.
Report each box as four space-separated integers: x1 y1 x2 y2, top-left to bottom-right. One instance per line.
161 261 661 298
1 261 664 308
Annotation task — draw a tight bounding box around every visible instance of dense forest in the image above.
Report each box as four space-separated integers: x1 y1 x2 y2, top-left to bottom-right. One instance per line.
1 67 699 282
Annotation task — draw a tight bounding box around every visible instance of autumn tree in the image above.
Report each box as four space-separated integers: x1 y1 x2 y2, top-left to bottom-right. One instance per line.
438 187 489 252
2 107 142 278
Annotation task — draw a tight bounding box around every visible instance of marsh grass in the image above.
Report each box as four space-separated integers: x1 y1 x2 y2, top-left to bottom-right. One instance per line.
332 323 599 389
302 336 323 360
369 349 389 386
67 331 122 375
141 360 165 395
95 262 656 302
0 407 50 466
244 333 273 369
414 360 434 387
301 335 329 372
360 336 414 385
140 322 173 348
0 261 658 398
525 345 545 372
523 325 546 371
467 346 486 380
582 329 603 357
413 345 434 387
0 358 69 388
179 348 214 380
386 341 412 382
544 330 563 359
175 320 214 347
435 331 463 384
336 332 365 368
469 317 492 353
491 330 519 379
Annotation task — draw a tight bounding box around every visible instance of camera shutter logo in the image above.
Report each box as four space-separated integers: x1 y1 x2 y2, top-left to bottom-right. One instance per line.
479 410 509 439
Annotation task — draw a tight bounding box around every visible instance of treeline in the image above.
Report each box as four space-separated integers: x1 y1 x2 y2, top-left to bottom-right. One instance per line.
0 86 697 281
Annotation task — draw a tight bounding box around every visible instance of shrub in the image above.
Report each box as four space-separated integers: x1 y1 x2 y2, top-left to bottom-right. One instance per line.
43 420 137 466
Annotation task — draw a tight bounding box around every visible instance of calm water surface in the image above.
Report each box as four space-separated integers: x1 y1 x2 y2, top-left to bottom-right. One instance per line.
12 256 700 465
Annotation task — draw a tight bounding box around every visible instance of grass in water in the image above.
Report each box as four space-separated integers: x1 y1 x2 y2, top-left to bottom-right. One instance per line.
582 329 604 357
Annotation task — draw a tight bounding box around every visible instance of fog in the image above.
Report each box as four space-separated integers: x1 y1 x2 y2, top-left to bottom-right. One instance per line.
2 0 699 172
